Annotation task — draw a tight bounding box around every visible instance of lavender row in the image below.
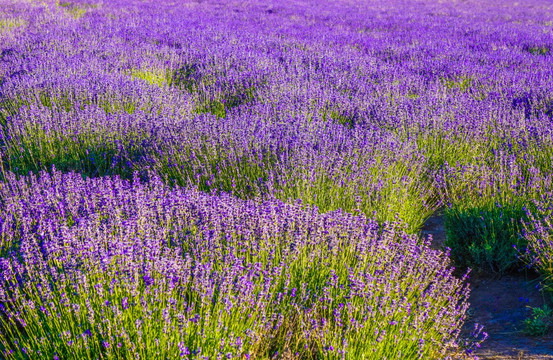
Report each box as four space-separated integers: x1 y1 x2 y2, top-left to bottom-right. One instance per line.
0 170 480 359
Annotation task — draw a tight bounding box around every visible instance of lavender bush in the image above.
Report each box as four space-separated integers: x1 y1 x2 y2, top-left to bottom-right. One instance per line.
0 170 473 359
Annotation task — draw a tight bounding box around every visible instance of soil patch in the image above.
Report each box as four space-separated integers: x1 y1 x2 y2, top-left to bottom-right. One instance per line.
420 211 446 250
465 273 553 359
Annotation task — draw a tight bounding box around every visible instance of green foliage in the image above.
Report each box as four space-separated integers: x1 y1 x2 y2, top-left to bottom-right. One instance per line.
170 64 260 118
131 68 171 87
196 98 227 118
329 110 355 128
21 90 142 115
442 75 474 93
2 90 143 126
278 156 438 234
406 92 420 99
155 146 275 199
171 64 201 92
0 98 23 129
445 203 526 273
154 140 437 234
522 203 553 295
1 125 146 179
439 136 553 273
41 91 139 115
58 1 95 19
522 142 553 174
38 91 75 112
0 18 25 33
195 86 257 118
525 45 550 56
524 305 553 336
415 131 483 171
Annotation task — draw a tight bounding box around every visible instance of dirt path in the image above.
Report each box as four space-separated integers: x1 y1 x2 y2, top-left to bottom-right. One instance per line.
421 215 553 360
465 274 553 359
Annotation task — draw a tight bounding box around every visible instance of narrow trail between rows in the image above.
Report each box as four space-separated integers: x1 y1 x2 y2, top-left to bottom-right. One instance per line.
421 215 553 360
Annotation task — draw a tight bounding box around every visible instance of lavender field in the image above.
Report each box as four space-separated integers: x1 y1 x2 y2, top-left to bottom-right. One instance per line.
0 0 552 358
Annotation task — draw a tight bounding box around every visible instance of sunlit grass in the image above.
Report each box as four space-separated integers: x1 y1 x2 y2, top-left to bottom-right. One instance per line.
130 68 171 87
278 157 439 234
0 18 25 34
441 75 474 93
58 1 98 19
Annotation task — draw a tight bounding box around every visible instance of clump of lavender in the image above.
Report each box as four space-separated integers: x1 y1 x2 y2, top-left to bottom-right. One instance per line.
0 170 472 359
521 190 553 294
441 147 553 274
